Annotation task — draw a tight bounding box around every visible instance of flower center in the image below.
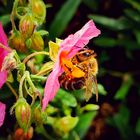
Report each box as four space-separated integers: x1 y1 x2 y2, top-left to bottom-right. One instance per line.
60 51 85 78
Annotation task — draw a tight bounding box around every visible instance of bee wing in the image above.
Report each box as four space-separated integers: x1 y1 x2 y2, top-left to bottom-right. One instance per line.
85 66 98 101
91 75 98 101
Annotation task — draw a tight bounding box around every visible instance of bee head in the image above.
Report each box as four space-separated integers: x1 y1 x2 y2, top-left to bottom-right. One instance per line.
76 49 96 61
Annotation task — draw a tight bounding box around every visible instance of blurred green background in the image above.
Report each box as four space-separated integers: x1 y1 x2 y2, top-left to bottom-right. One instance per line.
0 0 140 140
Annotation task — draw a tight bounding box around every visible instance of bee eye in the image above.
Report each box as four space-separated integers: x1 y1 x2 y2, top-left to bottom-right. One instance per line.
82 52 90 57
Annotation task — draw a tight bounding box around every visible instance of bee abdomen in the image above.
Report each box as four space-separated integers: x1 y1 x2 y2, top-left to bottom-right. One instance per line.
59 74 85 91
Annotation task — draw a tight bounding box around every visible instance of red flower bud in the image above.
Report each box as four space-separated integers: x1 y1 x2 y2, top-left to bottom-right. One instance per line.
15 98 31 132
30 0 46 24
30 32 44 51
9 31 27 53
14 127 33 140
19 14 35 39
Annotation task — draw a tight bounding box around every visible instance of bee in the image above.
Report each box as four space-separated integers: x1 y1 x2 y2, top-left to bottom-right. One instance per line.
59 48 98 101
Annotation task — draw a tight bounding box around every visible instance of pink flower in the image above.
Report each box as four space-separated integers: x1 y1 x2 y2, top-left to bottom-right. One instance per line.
0 102 6 127
42 20 101 110
0 22 9 88
0 22 8 127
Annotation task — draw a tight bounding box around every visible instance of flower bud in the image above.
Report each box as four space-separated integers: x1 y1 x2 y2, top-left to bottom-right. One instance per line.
9 31 27 53
14 127 33 140
30 32 44 51
30 0 46 24
15 98 31 132
33 105 47 125
33 107 43 125
19 14 35 39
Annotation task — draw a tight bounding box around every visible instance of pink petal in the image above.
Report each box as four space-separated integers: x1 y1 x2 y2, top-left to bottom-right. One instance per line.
0 50 8 69
0 22 8 88
0 71 7 89
42 63 63 110
0 22 8 47
0 22 8 68
60 20 101 58
0 102 6 127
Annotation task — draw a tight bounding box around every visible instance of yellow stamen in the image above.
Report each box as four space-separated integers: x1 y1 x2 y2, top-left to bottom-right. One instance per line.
61 55 85 78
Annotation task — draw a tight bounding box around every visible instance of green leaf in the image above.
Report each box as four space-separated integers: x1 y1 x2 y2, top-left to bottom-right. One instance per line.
116 39 140 50
124 0 140 12
25 38 32 48
98 83 107 95
45 105 59 115
81 104 99 112
0 14 10 26
134 30 140 44
37 61 54 76
109 106 135 140
115 74 133 100
108 106 135 140
35 54 45 64
82 0 98 11
74 111 97 139
35 125 55 140
94 37 140 50
54 116 79 135
54 89 77 107
71 89 85 102
94 37 118 47
37 30 49 36
89 14 131 30
124 9 140 23
67 131 80 140
7 72 14 83
49 0 81 39
136 118 140 135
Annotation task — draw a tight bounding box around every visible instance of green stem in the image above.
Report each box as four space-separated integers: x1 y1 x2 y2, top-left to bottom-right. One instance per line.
10 0 19 30
26 71 37 92
13 50 21 63
30 74 47 81
23 51 49 64
19 71 27 98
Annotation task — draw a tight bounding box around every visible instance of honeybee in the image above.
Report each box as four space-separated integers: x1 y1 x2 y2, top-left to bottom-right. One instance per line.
59 48 98 101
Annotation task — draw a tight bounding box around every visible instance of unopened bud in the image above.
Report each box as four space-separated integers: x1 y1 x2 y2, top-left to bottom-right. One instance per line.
30 0 46 24
19 14 35 39
9 31 27 53
30 32 44 51
14 127 33 140
33 105 47 125
33 107 43 125
15 98 31 132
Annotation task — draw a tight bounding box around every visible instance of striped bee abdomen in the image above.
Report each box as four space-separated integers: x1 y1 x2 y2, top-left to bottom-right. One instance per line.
58 73 85 91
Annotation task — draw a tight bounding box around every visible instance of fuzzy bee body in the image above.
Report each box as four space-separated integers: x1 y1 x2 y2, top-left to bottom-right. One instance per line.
59 73 85 90
59 48 98 100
